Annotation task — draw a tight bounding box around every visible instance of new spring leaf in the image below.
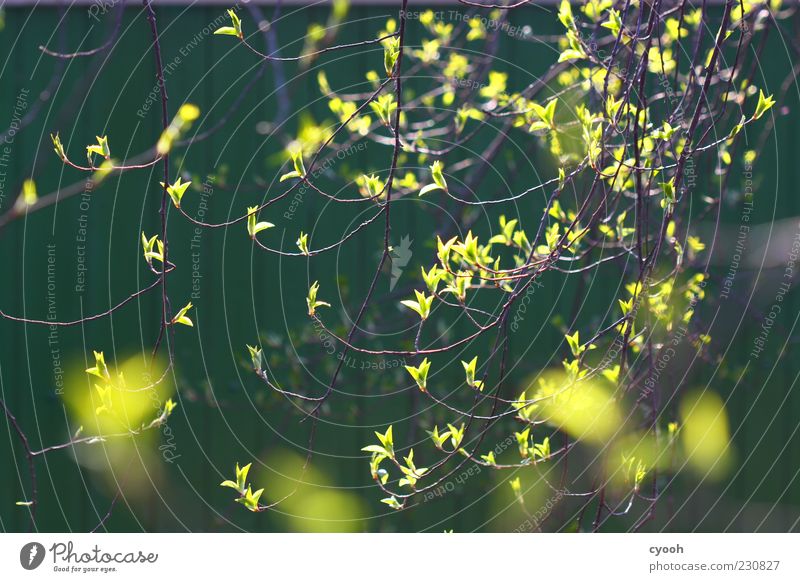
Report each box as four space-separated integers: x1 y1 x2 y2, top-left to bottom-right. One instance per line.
161 177 191 209
280 149 306 182
171 302 194 327
362 425 394 458
85 350 110 380
383 36 400 77
461 356 483 390
247 345 263 373
419 161 448 196
400 289 434 320
141 232 164 265
296 232 310 255
51 132 66 161
247 206 275 238
86 135 110 163
753 89 775 120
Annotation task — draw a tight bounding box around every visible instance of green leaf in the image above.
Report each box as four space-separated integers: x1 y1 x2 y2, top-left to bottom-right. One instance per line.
532 100 557 128
383 36 400 77
214 9 242 38
509 477 522 497
141 232 163 265
178 103 200 123
279 170 301 183
86 135 110 161
280 149 306 182
421 265 442 294
374 426 394 458
753 89 776 120
398 448 428 488
306 281 331 316
601 9 622 37
247 345 263 372
419 183 442 197
161 177 191 209
94 384 113 416
247 206 275 238
400 289 434 320
532 436 550 462
51 132 66 161
602 365 620 384
558 48 586 63
405 358 431 392
361 444 389 456
20 178 37 207
381 496 402 510
236 486 264 512
296 232 310 255
157 104 201 155
358 173 385 199
515 427 531 458
236 462 252 491
461 356 483 390
213 26 238 37
368 453 388 483
557 0 574 29
162 398 177 418
660 178 675 209
446 423 465 449
429 425 451 449
437 235 457 265
85 350 109 380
